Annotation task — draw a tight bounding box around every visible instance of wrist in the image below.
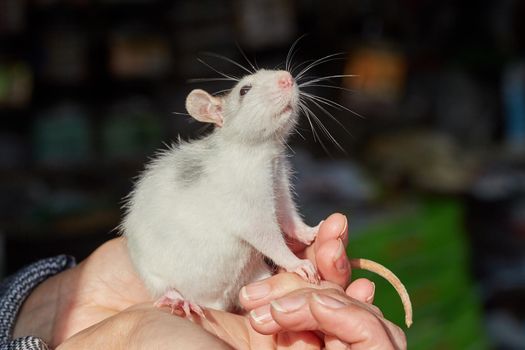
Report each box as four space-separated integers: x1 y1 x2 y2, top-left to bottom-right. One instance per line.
12 264 78 346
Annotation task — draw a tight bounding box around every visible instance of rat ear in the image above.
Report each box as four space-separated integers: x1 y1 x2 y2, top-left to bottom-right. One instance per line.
185 89 224 127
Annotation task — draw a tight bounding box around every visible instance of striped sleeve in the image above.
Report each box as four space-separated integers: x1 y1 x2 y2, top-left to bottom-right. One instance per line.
0 256 76 350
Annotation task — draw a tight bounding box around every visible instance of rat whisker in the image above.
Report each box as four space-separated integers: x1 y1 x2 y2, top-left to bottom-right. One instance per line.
291 59 316 76
197 58 240 81
299 74 359 87
279 134 295 155
295 57 348 83
300 99 346 153
295 53 346 81
301 92 344 110
298 102 320 143
300 101 333 153
293 127 306 140
301 83 356 94
301 92 364 119
235 42 258 73
202 52 254 75
286 34 308 72
294 125 310 141
172 111 191 116
300 94 354 138
287 51 300 73
295 53 345 79
306 102 346 154
301 103 333 155
188 77 238 83
290 59 315 79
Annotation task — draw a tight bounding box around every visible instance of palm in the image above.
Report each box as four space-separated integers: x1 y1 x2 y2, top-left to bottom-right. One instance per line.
52 238 147 340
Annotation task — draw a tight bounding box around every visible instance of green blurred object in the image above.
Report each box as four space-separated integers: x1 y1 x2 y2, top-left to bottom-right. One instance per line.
349 199 490 349
33 103 92 167
102 97 163 163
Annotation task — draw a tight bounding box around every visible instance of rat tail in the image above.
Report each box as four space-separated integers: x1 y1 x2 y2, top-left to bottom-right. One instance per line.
349 258 413 328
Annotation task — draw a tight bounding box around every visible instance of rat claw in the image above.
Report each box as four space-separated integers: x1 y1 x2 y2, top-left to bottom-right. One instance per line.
154 290 204 319
190 303 205 318
154 295 176 309
291 259 319 284
182 301 191 318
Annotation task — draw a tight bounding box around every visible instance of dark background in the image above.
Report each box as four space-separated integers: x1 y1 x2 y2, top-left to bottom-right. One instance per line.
1 0 524 348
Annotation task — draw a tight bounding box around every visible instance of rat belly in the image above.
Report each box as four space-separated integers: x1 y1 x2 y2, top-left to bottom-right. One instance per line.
124 145 279 310
125 201 271 311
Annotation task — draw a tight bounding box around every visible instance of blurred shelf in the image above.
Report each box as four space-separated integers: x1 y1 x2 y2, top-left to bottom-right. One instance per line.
0 161 144 182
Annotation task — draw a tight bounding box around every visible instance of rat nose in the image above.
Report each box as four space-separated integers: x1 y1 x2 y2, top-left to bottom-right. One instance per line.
278 73 294 89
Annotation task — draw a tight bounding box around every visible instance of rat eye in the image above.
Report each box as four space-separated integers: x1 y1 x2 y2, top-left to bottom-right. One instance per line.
239 85 252 97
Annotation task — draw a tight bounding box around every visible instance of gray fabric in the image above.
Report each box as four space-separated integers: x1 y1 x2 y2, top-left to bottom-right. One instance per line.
0 256 76 350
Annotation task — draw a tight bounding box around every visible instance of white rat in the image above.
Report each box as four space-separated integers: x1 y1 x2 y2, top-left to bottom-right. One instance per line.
121 68 413 327
122 70 320 316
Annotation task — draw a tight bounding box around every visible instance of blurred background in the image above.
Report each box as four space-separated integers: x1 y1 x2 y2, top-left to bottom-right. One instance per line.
1 0 524 348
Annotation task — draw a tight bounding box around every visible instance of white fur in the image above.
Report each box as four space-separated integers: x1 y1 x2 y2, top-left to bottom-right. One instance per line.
122 70 318 311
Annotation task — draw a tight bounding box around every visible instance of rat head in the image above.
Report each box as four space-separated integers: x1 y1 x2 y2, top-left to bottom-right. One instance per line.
185 70 299 143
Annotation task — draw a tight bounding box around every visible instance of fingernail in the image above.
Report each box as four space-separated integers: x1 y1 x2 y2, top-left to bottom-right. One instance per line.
339 215 348 239
313 293 347 309
366 282 375 303
250 305 273 324
271 294 306 313
241 281 271 301
333 239 348 272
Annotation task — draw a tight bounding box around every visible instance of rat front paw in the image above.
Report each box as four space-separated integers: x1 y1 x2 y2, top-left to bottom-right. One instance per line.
288 259 320 284
294 221 322 245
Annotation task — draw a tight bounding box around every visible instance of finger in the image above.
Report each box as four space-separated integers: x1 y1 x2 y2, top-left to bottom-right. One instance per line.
248 303 282 334
296 213 348 261
345 279 383 317
324 335 350 350
313 213 348 256
345 278 375 304
268 289 364 333
277 331 321 350
240 272 332 311
267 289 404 349
269 290 322 331
299 213 348 264
315 239 350 288
309 293 406 350
248 301 324 347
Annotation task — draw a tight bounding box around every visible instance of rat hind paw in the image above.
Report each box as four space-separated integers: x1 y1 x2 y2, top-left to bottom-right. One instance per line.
154 290 205 319
289 259 320 284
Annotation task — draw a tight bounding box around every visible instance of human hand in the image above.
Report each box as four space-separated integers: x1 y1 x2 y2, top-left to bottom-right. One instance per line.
11 212 342 346
13 213 405 350
12 212 349 348
240 274 406 349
